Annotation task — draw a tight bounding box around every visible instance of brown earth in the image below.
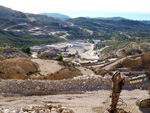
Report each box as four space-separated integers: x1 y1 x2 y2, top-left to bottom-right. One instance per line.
0 57 38 79
0 47 28 59
0 90 149 113
31 60 82 80
112 52 150 71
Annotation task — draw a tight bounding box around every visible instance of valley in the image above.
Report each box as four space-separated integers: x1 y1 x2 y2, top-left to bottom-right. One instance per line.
0 5 150 113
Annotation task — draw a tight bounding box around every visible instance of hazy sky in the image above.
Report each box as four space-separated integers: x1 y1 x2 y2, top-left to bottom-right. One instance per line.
0 0 150 20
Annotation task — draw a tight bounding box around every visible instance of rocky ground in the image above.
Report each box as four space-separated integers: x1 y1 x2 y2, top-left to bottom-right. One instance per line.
0 90 149 113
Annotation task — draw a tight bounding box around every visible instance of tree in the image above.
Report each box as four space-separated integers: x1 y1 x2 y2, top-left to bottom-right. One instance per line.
56 54 63 61
89 39 94 43
22 46 31 54
122 49 125 52
43 55 50 59
126 51 132 56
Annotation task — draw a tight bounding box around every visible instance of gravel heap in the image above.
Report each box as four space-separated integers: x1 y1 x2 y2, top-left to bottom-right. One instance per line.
0 104 74 113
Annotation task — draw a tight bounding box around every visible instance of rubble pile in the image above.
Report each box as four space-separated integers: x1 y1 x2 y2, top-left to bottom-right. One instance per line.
0 104 74 113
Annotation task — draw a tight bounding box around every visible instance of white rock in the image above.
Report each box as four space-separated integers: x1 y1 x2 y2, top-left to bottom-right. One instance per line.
3 109 10 113
51 111 57 113
31 111 36 113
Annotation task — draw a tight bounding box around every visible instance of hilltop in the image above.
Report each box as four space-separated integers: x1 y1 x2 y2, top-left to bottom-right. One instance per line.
0 6 90 47
68 17 150 41
39 13 72 20
0 6 150 48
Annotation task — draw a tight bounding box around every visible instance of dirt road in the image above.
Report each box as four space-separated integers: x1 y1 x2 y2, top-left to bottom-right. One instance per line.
0 90 149 113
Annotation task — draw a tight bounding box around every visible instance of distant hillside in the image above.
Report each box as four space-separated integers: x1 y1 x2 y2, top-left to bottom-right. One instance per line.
39 13 71 20
68 17 150 32
140 20 150 24
0 6 27 20
0 6 90 47
68 17 150 40
90 17 126 20
1 5 150 47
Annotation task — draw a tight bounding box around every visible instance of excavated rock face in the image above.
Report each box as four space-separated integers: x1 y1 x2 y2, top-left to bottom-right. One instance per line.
0 57 39 79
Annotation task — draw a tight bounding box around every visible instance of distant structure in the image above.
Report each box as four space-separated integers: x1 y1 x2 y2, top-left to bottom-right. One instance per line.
67 43 73 48
76 50 78 54
67 43 83 48
93 40 102 44
30 45 54 50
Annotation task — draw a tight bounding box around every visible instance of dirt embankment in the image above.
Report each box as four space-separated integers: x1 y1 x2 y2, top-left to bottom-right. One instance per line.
0 47 28 59
112 52 150 71
0 57 38 79
31 59 82 80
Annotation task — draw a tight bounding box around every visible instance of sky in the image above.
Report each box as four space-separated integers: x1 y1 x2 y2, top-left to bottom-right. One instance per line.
0 0 150 20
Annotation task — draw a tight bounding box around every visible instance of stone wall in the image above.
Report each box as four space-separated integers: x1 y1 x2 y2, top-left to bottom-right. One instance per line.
0 77 110 96
0 77 149 96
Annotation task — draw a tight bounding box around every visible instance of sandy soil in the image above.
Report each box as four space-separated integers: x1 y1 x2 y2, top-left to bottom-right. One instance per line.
31 59 63 75
78 67 96 76
67 43 99 60
80 44 99 60
0 90 149 113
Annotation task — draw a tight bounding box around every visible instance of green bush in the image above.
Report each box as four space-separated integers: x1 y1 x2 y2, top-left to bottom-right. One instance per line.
56 54 63 61
43 55 50 59
68 53 75 57
122 49 125 52
22 46 31 54
126 51 132 56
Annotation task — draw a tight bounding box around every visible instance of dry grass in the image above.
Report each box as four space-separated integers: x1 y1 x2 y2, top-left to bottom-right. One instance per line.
31 69 80 80
120 58 142 70
38 50 58 59
112 52 150 71
92 67 111 76
0 73 27 79
0 57 39 79
46 69 78 80
31 61 82 80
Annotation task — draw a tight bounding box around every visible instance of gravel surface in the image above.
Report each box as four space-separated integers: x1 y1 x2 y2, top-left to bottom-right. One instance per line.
0 90 149 113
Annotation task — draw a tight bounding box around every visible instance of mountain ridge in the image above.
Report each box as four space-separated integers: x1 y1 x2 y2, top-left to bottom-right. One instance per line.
0 5 90 47
0 5 150 47
39 13 71 20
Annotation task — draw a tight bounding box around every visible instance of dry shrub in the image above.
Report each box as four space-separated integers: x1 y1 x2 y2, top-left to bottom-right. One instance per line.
0 57 39 79
121 58 142 70
38 50 58 59
46 69 78 80
2 47 28 58
141 52 150 64
93 67 111 76
141 52 150 70
112 52 150 71
31 61 82 80
0 73 27 79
